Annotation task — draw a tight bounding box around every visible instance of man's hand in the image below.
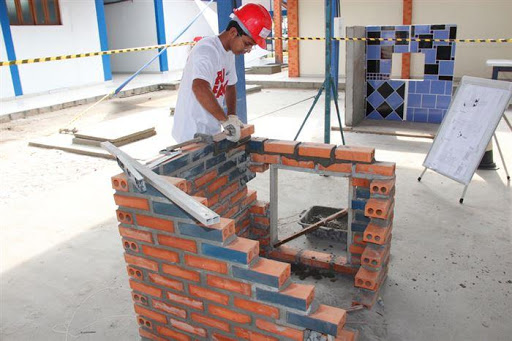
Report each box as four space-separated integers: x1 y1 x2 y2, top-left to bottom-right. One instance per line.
222 115 243 142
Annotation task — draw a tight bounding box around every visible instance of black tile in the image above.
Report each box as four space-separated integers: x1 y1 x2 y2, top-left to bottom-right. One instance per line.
367 82 375 96
425 64 439 75
431 25 446 30
419 34 433 49
411 26 415 36
376 102 393 117
449 26 457 39
381 26 395 31
381 46 393 59
366 102 375 115
436 46 451 60
439 75 453 81
395 103 404 118
377 82 394 98
367 60 380 73
368 31 381 45
395 31 409 45
397 84 405 98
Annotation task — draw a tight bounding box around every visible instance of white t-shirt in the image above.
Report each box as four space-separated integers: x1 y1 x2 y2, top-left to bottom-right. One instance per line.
172 36 238 143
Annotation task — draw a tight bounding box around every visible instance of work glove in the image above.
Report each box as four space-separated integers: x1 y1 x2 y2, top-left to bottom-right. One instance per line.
221 115 243 142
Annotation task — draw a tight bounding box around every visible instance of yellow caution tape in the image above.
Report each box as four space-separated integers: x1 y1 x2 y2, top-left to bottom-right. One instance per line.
1 37 511 67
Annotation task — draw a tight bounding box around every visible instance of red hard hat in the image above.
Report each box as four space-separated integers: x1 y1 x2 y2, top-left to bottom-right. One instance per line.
231 3 272 49
193 36 203 43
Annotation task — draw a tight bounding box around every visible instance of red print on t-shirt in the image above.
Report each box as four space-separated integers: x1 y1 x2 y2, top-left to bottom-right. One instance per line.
212 69 228 99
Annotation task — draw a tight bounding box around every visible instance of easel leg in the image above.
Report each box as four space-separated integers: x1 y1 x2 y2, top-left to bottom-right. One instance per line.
460 184 469 204
418 167 427 182
294 84 325 141
331 79 346 145
493 133 510 180
503 115 512 132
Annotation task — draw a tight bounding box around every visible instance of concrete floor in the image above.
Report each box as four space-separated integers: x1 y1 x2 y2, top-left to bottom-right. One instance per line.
1 88 511 341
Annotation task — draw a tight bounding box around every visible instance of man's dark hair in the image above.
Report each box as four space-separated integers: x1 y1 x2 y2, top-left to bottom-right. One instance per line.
226 20 247 37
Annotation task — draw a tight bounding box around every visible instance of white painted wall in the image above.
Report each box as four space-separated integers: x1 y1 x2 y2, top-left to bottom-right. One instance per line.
0 23 15 99
162 0 218 72
300 0 512 79
104 0 160 73
8 0 104 97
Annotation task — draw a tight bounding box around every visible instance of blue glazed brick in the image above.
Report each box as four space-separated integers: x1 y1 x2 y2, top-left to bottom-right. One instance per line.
229 168 246 181
201 243 249 264
416 80 430 94
351 221 368 232
422 94 436 108
436 95 451 109
355 212 370 223
162 155 190 175
430 80 445 94
218 161 236 175
287 311 338 336
408 94 421 107
439 61 454 75
206 154 226 169
355 188 370 199
179 163 205 179
237 153 248 164
179 222 224 242
153 201 195 220
351 200 366 211
248 138 266 153
233 267 280 288
191 144 213 162
256 288 309 311
133 183 163 198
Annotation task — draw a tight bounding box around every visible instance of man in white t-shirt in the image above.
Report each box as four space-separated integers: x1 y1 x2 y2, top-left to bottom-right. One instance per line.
172 3 272 143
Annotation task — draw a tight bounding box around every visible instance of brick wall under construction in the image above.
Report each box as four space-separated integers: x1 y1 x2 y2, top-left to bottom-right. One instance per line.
110 124 394 341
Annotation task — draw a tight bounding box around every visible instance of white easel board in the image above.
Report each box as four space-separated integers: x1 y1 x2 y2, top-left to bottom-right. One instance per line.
423 76 512 185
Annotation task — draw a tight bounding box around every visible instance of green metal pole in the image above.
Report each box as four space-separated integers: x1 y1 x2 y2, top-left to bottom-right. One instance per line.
324 0 332 144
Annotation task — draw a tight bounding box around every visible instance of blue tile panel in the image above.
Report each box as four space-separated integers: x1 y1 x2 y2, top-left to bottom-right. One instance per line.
364 24 457 123
287 311 339 335
256 288 309 311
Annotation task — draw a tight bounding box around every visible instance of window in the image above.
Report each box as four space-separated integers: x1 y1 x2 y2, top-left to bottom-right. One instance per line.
7 0 61 26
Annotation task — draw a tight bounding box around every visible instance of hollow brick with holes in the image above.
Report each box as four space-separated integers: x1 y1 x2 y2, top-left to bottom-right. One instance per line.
132 292 148 306
111 173 129 192
116 210 133 224
136 315 152 329
365 198 393 219
361 244 390 269
122 238 139 252
127 266 143 280
370 178 395 196
363 222 393 245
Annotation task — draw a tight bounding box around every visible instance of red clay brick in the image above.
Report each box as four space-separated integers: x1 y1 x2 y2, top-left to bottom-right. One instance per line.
249 163 270 173
355 162 396 177
162 263 200 282
111 173 129 192
268 245 299 263
156 325 191 341
116 210 133 224
363 222 393 245
234 297 279 319
142 245 179 262
231 187 248 204
191 312 230 332
336 329 359 341
132 292 148 306
361 244 390 269
251 153 280 164
119 226 152 243
199 218 235 241
349 244 365 255
158 235 197 253
240 124 255 139
255 319 304 341
370 178 395 195
136 214 174 233
192 196 208 205
355 267 383 291
212 333 237 341
130 279 161 298
195 169 218 187
224 205 240 218
114 194 149 210
139 328 167 341
280 283 315 309
353 233 366 245
243 189 258 206
189 284 229 305
134 304 167 324
208 175 228 193
122 238 139 252
163 176 191 193
170 318 207 337
253 216 270 225
298 142 335 158
264 140 299 154
365 198 393 219
309 305 347 336
332 256 359 275
226 237 259 264
127 266 143 280
335 146 375 163
318 163 352 173
281 156 314 169
235 327 278 341
251 258 290 287
168 292 204 310
124 254 158 271
249 200 269 215
207 193 220 206
299 250 333 269
209 305 251 324
152 300 187 318
181 142 206 152
149 273 184 291
352 177 370 187
136 315 152 329
220 182 239 198
207 274 252 296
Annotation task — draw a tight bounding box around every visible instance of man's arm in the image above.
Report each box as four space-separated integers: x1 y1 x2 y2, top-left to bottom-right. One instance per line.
192 79 227 122
225 84 237 117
